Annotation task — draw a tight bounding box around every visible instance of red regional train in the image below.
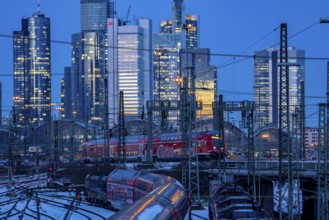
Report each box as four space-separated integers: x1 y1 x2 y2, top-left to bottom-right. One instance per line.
77 131 223 163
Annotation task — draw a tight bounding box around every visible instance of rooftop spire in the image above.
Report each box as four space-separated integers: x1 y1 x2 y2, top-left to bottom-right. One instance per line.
37 0 40 14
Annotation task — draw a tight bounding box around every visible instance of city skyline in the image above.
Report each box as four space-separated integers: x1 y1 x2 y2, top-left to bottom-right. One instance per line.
1 0 329 126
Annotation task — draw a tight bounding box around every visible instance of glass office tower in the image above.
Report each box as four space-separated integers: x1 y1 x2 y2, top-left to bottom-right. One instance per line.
180 48 216 119
13 12 51 128
253 47 305 130
69 0 114 125
172 0 184 33
160 20 173 34
107 18 152 127
185 14 199 49
80 0 114 32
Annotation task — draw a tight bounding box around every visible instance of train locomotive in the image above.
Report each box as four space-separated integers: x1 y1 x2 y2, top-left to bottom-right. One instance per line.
77 131 223 163
84 169 191 220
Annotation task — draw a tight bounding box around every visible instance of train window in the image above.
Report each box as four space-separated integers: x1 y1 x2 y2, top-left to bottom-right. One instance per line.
135 180 153 192
113 188 126 202
212 138 219 147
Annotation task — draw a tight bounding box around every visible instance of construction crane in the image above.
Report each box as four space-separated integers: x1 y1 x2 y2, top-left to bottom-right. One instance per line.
122 5 131 25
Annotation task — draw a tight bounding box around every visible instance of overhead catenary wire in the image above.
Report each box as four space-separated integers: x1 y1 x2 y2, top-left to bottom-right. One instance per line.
0 20 325 129
220 25 280 67
0 20 328 63
218 21 320 69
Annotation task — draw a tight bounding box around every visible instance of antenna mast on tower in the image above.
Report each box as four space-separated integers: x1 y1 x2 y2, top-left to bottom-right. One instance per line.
37 0 40 13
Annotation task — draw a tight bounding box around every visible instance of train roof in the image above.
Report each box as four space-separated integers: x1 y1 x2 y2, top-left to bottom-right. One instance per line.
109 183 188 220
108 169 144 185
80 130 220 147
85 175 107 182
155 131 215 142
135 172 180 190
82 139 107 146
81 134 150 147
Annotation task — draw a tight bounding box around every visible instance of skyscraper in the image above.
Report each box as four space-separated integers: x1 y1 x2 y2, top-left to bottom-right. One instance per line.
70 0 114 125
154 0 215 125
160 20 173 34
185 14 199 49
253 47 305 129
107 18 152 127
60 77 65 119
13 11 51 127
0 81 2 125
80 0 115 32
172 0 184 33
153 33 182 102
180 48 216 119
63 67 72 120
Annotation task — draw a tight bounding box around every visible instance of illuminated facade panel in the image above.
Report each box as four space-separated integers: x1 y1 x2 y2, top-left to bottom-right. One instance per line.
180 48 216 119
108 18 152 126
253 47 305 130
13 13 51 128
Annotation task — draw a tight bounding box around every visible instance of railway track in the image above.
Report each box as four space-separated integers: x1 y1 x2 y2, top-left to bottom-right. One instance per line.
0 186 112 220
39 193 107 220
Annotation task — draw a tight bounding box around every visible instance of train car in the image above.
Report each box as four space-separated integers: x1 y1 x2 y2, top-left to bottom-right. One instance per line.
106 169 179 210
133 172 180 199
108 182 191 220
106 169 143 210
208 184 271 220
84 175 108 207
77 139 109 163
155 132 214 160
77 131 220 163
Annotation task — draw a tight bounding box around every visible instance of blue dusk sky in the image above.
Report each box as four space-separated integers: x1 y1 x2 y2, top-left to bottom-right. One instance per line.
0 0 329 126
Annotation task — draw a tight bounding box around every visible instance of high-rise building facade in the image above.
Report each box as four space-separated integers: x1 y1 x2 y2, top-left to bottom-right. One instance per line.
69 0 114 125
81 0 115 32
180 48 216 119
63 67 72 120
107 18 152 127
172 0 184 33
13 18 29 126
160 20 173 34
60 77 65 119
185 14 199 49
153 33 182 102
0 81 2 125
153 0 215 126
253 47 305 130
13 12 51 128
